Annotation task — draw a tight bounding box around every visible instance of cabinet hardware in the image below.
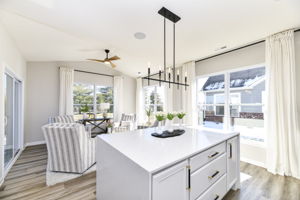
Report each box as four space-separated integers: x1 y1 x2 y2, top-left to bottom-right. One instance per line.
187 166 191 190
208 152 219 158
208 171 219 179
214 195 220 200
229 143 232 159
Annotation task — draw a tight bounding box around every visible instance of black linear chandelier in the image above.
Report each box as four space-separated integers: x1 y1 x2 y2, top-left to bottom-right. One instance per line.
142 7 189 90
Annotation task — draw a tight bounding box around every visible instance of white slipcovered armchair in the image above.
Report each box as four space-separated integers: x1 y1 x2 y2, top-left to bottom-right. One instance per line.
42 123 95 174
114 113 137 133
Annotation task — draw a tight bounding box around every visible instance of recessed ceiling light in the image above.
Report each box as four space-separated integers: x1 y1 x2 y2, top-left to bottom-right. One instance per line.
134 32 146 40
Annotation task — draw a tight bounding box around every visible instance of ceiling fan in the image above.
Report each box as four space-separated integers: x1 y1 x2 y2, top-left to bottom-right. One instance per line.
87 49 120 68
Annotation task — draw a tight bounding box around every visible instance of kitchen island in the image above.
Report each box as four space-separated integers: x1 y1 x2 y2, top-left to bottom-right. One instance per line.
96 127 240 200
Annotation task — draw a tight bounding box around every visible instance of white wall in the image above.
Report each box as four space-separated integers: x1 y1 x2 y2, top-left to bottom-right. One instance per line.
25 61 136 144
195 32 300 168
0 21 26 182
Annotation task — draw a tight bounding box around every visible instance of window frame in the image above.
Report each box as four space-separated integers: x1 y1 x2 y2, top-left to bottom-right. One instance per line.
196 63 266 143
73 82 114 118
143 84 165 114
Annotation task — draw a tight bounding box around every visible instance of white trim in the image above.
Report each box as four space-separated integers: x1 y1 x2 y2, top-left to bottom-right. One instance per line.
240 157 265 168
2 70 24 179
25 140 46 147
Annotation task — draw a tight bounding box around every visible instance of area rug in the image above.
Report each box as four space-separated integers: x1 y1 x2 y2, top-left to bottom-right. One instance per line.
46 164 96 186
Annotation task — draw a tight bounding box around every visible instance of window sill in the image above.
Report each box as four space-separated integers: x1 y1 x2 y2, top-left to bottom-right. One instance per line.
240 138 266 148
196 125 266 148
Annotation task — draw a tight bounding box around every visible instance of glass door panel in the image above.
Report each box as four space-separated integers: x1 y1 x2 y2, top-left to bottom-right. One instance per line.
4 74 14 168
13 80 21 156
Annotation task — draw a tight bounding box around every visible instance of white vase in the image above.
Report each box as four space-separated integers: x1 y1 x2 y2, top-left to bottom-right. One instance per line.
156 121 163 134
83 113 88 119
166 119 174 132
178 118 183 130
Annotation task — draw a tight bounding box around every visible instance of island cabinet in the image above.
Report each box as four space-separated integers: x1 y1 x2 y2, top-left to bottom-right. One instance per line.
152 160 189 200
152 137 239 200
97 127 240 200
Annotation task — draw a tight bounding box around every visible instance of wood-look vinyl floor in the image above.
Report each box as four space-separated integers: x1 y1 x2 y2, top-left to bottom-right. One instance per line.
1 145 300 200
0 145 96 200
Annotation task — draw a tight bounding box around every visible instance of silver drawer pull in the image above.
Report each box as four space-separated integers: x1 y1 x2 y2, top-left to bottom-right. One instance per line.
214 195 220 200
208 171 219 179
208 152 219 158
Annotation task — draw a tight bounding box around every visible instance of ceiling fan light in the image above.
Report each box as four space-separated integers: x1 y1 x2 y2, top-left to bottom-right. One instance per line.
104 61 110 65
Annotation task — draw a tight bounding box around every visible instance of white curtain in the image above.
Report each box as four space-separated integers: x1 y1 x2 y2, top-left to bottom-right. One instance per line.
181 61 197 126
59 67 74 115
136 78 145 124
266 30 300 179
114 76 124 122
164 83 173 113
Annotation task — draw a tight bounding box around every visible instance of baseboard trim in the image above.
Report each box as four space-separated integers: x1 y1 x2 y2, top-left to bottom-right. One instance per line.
25 140 46 147
241 157 265 168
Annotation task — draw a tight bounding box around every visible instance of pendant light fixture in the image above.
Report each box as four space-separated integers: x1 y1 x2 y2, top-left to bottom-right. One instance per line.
143 7 189 90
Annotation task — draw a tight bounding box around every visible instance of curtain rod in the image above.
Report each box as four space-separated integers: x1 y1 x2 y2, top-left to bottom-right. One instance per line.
74 69 114 78
196 28 300 63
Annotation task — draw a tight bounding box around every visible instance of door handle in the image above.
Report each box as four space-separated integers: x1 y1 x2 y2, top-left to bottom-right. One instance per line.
229 143 232 159
186 165 191 190
208 171 219 179
208 152 219 158
4 116 8 127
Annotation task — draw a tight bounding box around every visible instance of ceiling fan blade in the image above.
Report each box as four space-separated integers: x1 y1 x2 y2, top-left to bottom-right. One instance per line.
108 56 120 61
87 59 105 62
109 61 116 68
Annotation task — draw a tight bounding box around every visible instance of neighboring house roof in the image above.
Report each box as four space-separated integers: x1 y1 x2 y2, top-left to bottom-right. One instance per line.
202 67 265 91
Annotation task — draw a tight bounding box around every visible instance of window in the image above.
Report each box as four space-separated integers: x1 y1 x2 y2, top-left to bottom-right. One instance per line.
144 85 164 115
73 83 113 120
197 74 225 129
197 66 266 142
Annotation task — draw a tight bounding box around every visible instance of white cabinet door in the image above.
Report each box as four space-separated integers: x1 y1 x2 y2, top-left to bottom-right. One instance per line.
227 136 238 190
153 160 189 200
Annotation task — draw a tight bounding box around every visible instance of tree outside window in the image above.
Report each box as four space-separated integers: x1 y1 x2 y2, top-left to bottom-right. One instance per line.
73 83 113 120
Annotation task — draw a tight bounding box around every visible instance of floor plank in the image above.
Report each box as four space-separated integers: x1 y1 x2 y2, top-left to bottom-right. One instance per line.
1 145 300 200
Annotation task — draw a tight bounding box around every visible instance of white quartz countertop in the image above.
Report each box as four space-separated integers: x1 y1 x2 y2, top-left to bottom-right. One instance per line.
98 127 239 174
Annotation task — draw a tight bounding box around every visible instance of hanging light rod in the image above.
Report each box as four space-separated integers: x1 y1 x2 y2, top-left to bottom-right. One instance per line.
142 7 189 90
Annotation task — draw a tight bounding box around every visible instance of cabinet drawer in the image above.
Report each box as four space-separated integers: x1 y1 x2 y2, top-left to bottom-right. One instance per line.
190 142 226 172
196 174 227 200
190 153 226 200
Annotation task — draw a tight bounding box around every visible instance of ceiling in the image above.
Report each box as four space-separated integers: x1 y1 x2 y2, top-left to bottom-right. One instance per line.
0 0 300 77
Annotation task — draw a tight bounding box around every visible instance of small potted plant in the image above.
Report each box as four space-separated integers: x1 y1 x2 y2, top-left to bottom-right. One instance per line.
166 112 175 132
80 104 89 119
177 112 186 130
145 107 152 126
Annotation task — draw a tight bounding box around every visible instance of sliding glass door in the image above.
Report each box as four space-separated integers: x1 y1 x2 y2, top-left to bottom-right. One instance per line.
4 73 22 169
